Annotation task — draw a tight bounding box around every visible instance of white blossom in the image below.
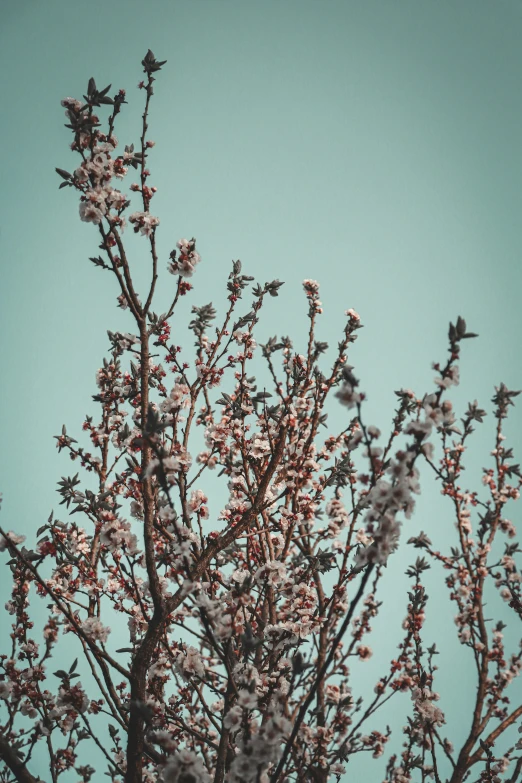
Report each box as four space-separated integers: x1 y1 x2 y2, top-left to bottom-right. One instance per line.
81 617 111 644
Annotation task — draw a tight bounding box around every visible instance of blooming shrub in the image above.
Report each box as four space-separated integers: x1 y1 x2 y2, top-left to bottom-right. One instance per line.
0 51 521 783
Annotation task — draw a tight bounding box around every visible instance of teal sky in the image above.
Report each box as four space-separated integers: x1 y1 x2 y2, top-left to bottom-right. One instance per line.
1 0 522 779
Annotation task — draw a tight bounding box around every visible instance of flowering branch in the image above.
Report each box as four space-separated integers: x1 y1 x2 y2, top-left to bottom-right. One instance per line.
1 52 520 783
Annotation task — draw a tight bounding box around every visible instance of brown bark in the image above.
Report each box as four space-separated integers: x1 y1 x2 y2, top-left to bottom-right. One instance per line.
124 325 163 783
0 733 41 783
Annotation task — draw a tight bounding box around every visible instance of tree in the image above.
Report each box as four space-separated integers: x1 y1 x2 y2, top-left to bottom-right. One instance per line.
1 50 521 783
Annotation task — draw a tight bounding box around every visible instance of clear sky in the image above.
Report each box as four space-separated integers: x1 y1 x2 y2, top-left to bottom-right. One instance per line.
1 0 522 779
